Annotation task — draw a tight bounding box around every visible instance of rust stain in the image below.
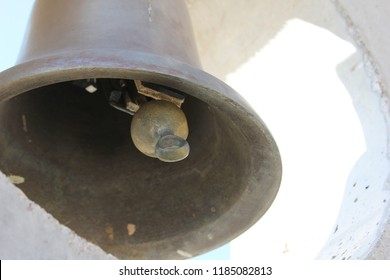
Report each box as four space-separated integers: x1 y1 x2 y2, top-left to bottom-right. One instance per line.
22 114 28 132
127 223 137 236
105 224 114 241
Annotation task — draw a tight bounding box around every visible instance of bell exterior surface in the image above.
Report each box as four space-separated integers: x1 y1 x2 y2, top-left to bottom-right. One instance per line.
0 0 282 259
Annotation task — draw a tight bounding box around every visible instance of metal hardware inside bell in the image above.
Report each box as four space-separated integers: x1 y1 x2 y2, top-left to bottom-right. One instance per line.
0 0 282 259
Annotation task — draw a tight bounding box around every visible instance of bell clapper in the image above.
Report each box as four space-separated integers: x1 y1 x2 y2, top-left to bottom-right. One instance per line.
80 79 190 162
131 81 189 162
131 100 190 162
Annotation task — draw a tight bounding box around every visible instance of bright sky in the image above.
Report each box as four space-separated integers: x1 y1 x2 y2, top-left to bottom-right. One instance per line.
0 0 35 71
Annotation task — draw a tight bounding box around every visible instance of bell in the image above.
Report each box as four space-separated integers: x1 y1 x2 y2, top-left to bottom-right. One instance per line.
0 0 282 259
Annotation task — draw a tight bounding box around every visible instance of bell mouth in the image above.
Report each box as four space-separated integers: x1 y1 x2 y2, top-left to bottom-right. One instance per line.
0 51 282 259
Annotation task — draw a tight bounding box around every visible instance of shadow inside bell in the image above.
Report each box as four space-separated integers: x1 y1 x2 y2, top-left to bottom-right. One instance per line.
0 80 249 257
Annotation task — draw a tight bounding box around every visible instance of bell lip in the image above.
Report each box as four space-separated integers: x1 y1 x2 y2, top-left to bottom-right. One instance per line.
0 49 282 259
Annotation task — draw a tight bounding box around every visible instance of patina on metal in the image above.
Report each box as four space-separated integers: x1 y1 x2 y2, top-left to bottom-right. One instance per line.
0 0 282 259
131 100 190 162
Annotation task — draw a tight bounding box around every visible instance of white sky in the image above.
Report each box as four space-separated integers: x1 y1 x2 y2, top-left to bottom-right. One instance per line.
0 0 35 71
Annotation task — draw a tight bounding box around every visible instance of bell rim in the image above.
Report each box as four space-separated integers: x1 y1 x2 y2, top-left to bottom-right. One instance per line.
0 49 282 259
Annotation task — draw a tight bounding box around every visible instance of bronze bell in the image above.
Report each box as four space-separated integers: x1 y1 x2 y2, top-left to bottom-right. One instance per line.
0 0 282 259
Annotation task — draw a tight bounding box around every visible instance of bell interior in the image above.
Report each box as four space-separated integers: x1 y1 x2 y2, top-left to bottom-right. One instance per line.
0 80 250 256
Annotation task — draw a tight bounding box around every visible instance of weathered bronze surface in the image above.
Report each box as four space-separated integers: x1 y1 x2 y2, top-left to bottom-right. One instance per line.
0 0 282 259
131 100 190 162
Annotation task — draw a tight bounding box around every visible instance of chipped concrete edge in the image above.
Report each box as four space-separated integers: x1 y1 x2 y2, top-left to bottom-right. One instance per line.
332 0 390 259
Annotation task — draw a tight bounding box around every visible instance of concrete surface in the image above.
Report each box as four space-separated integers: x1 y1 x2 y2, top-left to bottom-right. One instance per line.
0 172 116 259
1 0 390 259
335 0 390 259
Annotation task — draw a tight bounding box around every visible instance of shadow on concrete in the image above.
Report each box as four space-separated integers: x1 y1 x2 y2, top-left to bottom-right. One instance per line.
187 0 352 80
